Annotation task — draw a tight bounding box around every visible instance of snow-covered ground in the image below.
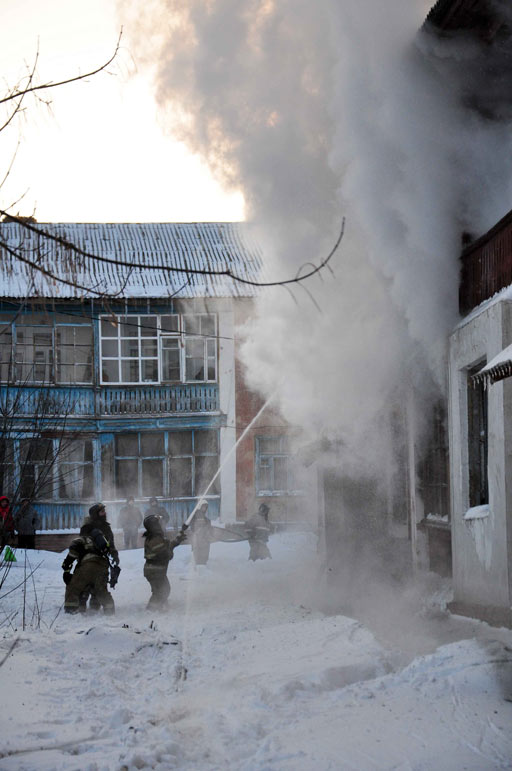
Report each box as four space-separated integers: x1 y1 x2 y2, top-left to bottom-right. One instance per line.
0 533 511 770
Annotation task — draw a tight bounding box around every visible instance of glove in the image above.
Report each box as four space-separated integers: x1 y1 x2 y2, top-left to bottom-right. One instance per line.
111 554 120 566
63 570 72 585
180 523 189 532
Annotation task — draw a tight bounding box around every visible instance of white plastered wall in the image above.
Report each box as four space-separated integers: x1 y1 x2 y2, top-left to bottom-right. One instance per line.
449 299 512 608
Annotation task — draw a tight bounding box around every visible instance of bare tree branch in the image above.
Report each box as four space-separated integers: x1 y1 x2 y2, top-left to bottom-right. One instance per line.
0 215 345 289
0 32 122 106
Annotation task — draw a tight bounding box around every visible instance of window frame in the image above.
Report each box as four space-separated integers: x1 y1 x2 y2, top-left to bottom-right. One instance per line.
113 429 220 500
100 313 218 386
2 436 96 502
467 362 489 508
255 435 301 496
0 314 93 385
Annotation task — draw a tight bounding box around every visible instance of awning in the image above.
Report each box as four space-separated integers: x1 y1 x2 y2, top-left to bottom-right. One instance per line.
472 343 512 386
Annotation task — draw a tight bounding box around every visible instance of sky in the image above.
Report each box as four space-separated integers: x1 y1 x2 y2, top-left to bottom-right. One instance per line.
0 0 245 223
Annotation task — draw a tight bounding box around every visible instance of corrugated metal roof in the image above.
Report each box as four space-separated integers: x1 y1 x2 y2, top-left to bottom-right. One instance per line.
0 222 265 299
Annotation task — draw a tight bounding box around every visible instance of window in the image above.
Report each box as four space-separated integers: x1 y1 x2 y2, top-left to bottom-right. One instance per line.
113 429 220 499
101 315 159 384
56 326 93 384
169 429 219 498
0 325 13 381
183 314 217 382
0 436 95 502
114 432 165 499
16 326 53 383
418 401 450 520
100 313 217 385
0 313 93 384
467 364 488 507
255 435 299 495
19 438 54 499
0 439 14 497
58 440 94 500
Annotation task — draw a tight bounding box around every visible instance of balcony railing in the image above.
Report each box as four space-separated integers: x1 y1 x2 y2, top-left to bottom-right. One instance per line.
460 211 512 315
0 386 95 417
100 384 219 415
0 383 219 417
36 497 220 531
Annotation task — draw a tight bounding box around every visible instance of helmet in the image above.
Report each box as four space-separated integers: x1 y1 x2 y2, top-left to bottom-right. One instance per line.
258 503 269 516
143 514 163 533
89 503 106 519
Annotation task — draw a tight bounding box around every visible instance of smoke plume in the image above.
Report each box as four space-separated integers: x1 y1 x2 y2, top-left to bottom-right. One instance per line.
119 0 512 471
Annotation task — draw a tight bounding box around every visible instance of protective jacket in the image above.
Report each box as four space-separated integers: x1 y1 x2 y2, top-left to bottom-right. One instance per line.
81 515 119 563
144 530 185 570
189 513 213 565
63 530 115 614
62 530 110 571
245 512 271 543
245 511 272 561
143 528 186 609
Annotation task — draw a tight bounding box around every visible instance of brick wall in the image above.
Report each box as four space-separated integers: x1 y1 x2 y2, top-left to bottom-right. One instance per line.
234 301 295 522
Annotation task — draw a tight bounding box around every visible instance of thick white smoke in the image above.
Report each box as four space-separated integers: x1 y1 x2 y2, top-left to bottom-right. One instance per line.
119 0 512 471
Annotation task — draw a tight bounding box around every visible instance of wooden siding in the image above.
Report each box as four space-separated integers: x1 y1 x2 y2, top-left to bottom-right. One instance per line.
35 497 220 532
459 209 512 315
1 383 220 417
100 384 219 415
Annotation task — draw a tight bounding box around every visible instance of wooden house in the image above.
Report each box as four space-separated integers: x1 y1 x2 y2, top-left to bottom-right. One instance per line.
0 222 264 546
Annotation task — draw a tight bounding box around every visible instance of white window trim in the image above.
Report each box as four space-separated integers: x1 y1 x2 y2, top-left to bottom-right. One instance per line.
100 313 218 386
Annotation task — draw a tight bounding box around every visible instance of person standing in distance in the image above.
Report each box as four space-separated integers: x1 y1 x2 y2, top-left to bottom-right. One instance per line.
119 496 142 549
245 503 272 561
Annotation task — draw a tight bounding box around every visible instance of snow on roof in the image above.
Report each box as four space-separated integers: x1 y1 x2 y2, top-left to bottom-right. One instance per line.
0 222 265 299
473 342 512 386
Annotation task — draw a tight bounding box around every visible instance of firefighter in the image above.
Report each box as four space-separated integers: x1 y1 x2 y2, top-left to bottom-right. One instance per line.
78 503 119 612
144 497 170 528
62 526 116 615
143 514 187 610
189 500 213 566
245 503 272 561
82 503 120 562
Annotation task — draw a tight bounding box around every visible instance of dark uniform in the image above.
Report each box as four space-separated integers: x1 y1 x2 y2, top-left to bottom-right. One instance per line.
143 514 186 609
62 528 115 614
81 504 119 562
119 498 142 549
246 504 272 561
189 502 213 566
76 503 119 613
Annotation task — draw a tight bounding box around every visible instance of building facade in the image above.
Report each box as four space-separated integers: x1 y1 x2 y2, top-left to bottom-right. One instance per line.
448 211 512 625
0 222 261 535
0 221 317 543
